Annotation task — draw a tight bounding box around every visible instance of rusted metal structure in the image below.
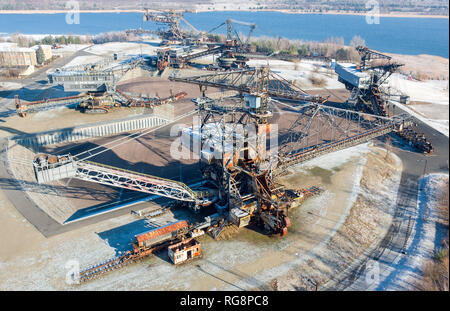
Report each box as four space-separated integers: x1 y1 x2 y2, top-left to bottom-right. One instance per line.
77 93 120 114
14 89 186 116
48 56 145 93
11 55 163 116
206 18 257 69
149 17 257 71
188 91 411 236
169 67 328 104
336 46 403 116
75 220 194 283
127 9 202 45
156 45 223 71
336 46 433 153
14 54 190 116
34 60 415 283
116 89 187 108
135 220 189 249
15 94 91 117
33 66 412 234
33 156 202 204
168 238 202 265
396 126 434 154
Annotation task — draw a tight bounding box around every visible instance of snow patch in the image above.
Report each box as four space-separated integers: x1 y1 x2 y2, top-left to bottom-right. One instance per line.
379 173 449 290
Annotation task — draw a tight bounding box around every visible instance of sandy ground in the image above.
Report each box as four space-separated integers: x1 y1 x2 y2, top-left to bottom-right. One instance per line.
52 44 92 57
275 146 403 290
248 58 342 91
84 42 159 58
0 142 403 290
0 38 441 290
386 53 449 81
0 105 152 138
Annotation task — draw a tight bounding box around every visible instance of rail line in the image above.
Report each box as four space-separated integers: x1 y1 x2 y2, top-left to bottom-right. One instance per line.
76 240 171 283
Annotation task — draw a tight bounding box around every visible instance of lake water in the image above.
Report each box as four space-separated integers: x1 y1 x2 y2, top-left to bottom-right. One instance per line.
0 11 448 58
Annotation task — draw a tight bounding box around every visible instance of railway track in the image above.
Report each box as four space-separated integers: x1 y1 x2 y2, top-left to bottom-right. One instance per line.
77 252 136 283
75 239 173 284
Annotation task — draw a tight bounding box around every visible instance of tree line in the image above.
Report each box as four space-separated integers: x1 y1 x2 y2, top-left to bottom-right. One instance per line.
1 31 141 48
2 31 366 62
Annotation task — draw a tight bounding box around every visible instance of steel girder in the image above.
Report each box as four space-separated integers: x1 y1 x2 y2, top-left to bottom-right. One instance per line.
275 103 410 173
75 161 197 202
169 68 327 104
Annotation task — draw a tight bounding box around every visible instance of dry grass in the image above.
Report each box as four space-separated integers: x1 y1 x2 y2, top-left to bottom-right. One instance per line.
386 53 449 81
1 68 20 78
418 178 449 291
215 224 241 241
419 240 449 291
308 74 327 87
438 179 449 225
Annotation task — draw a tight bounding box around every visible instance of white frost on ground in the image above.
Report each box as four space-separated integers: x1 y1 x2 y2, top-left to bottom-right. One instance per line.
379 173 449 291
286 142 371 174
0 82 22 90
387 74 449 104
84 42 158 57
0 144 405 290
63 55 104 68
221 145 372 290
386 74 449 137
248 58 343 90
390 99 449 137
425 119 449 137
53 44 91 52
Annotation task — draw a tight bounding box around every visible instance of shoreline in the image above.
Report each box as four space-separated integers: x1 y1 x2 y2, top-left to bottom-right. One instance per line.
0 9 448 19
1 33 448 60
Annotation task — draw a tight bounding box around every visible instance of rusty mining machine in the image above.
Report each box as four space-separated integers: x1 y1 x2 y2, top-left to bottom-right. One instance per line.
153 18 257 72
32 66 415 283
15 89 187 116
14 55 187 116
335 46 434 154
126 9 258 71
205 18 257 70
337 46 404 117
126 9 203 45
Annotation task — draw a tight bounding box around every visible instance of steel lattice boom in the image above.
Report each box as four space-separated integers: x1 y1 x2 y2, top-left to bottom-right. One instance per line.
274 102 411 173
169 67 328 104
76 161 197 202
33 155 198 203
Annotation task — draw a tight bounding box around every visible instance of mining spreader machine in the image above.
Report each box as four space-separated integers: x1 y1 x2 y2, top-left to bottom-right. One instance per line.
335 46 434 154
33 67 413 283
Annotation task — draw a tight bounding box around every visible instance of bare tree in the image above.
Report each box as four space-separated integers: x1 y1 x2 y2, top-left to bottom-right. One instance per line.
385 136 393 160
350 35 366 48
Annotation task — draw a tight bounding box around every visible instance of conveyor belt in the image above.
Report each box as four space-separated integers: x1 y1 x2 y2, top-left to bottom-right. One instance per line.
276 123 397 174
